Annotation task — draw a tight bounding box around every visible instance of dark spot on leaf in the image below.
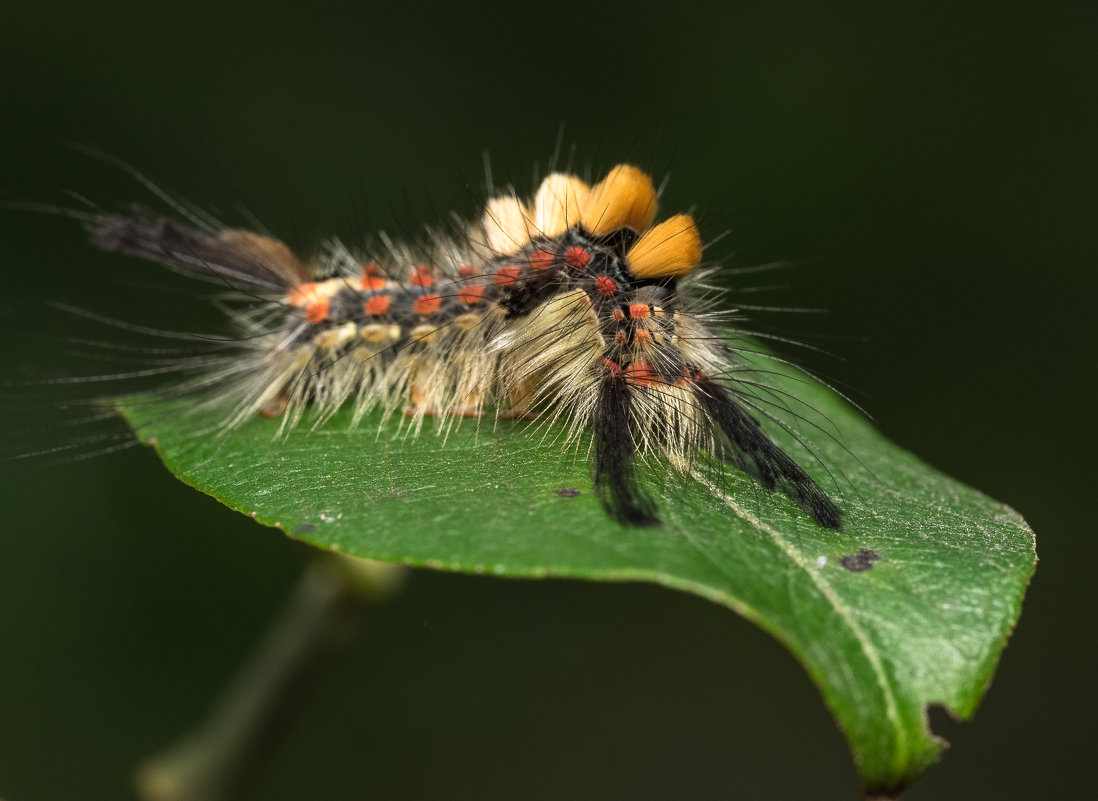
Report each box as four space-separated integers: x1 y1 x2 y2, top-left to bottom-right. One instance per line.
297 523 317 533
840 548 881 572
555 487 581 498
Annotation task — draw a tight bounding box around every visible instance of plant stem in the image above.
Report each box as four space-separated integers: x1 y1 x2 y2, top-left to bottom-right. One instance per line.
135 553 406 801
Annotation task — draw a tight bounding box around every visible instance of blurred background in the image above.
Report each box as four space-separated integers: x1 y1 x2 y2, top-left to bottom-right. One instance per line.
0 1 1092 799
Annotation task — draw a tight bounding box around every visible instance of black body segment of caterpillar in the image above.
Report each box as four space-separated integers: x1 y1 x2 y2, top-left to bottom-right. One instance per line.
86 164 843 530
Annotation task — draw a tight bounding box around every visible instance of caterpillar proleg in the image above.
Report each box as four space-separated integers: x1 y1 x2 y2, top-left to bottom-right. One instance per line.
74 162 843 530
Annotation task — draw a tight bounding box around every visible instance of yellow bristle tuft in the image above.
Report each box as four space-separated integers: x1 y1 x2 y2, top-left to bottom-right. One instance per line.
483 196 533 255
582 164 658 235
533 173 590 238
625 214 703 280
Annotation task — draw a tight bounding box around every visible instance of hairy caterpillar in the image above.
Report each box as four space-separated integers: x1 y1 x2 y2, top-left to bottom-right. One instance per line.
71 162 842 530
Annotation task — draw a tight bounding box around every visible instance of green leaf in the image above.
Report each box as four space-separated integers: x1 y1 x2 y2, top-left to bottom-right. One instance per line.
121 356 1035 796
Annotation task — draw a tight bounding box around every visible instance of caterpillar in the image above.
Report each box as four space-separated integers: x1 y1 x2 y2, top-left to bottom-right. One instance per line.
74 161 842 530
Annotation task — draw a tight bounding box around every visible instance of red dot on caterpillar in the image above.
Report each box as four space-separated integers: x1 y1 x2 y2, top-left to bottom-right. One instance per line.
594 276 618 297
529 251 555 271
564 246 591 269
600 357 624 379
623 361 658 387
360 264 386 290
458 285 486 305
492 264 522 286
364 295 391 316
412 294 443 315
305 302 328 323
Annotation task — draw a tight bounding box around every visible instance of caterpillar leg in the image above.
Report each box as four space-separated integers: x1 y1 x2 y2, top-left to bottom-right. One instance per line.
259 392 290 418
500 374 541 420
402 358 487 418
402 359 443 417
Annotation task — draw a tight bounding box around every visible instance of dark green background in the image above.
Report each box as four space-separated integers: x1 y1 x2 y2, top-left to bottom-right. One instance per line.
0 1 1090 799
